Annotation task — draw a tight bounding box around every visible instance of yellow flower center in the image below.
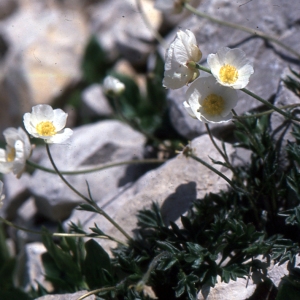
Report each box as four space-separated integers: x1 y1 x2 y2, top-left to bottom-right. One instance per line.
201 94 225 116
219 64 238 84
7 147 16 162
36 121 56 136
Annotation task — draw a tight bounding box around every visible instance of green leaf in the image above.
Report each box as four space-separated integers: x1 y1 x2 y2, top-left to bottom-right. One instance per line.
0 258 16 290
41 229 83 287
83 239 112 289
156 241 180 255
82 36 109 83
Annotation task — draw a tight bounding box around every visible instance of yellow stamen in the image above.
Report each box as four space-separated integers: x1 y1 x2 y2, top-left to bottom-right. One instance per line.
36 121 56 136
201 94 225 116
219 64 238 84
7 148 16 162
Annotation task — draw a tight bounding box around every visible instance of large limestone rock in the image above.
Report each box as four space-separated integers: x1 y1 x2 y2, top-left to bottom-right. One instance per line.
198 276 256 300
1 172 31 219
35 290 94 300
28 120 146 221
66 134 234 250
164 0 300 139
0 1 88 132
16 242 53 292
89 0 161 66
81 84 113 118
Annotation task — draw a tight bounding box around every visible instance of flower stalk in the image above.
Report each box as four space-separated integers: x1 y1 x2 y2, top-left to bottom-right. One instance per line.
45 144 132 242
184 3 300 60
195 64 300 122
26 158 166 175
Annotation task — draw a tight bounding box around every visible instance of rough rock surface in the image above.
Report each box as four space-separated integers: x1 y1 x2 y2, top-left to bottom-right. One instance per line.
165 0 300 139
1 173 31 219
35 290 94 300
0 1 88 107
89 0 161 66
268 255 300 288
28 120 146 221
66 134 234 251
15 242 52 292
198 276 256 300
81 83 113 117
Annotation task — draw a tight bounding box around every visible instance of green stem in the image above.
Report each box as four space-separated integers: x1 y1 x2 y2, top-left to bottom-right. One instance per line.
241 88 300 122
196 64 300 122
231 109 264 158
233 103 300 119
77 287 116 300
187 153 236 190
205 123 234 172
45 144 132 242
184 3 300 60
26 158 165 175
137 251 171 289
0 217 127 245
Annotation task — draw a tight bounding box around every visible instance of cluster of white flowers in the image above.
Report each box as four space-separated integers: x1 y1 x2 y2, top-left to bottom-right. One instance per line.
0 104 73 179
163 29 254 123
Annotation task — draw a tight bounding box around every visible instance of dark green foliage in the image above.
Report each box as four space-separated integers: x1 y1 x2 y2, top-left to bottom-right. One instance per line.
82 36 110 84
283 68 300 98
83 239 113 289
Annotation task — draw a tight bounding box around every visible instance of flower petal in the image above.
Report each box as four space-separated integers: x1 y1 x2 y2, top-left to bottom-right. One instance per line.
183 101 197 119
46 128 73 144
31 104 54 125
53 109 68 131
163 67 193 89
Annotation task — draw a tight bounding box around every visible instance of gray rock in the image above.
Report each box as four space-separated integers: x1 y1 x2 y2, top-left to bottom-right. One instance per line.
0 0 18 20
35 291 94 300
89 0 161 66
1 172 31 219
198 276 256 300
0 1 88 106
29 120 146 221
81 84 113 117
164 0 300 140
0 51 34 135
268 255 300 288
66 134 234 251
15 242 53 292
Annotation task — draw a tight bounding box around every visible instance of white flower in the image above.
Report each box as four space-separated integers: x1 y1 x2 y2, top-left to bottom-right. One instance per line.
207 47 254 89
163 29 202 89
0 127 32 178
0 180 4 209
103 76 125 95
183 75 238 123
23 104 73 144
154 0 184 14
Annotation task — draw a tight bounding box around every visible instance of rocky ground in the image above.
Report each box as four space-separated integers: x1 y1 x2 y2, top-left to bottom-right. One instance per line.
0 0 299 299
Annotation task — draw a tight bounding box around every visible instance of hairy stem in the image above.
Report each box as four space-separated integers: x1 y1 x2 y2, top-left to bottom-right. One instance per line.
26 158 165 175
184 3 300 60
77 287 116 300
45 143 131 242
196 64 300 122
0 217 127 245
